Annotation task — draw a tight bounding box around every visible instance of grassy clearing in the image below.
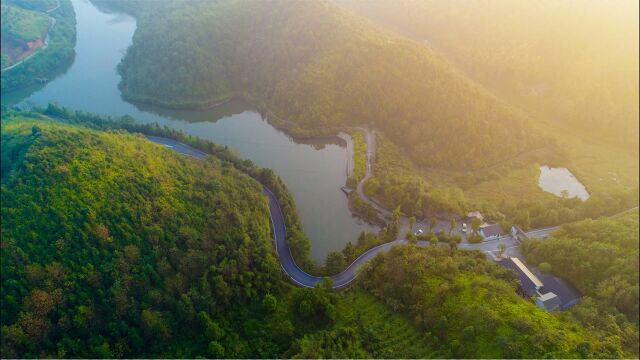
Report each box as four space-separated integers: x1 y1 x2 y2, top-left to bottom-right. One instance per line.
414 116 638 207
464 164 554 202
346 129 367 187
334 291 436 358
1 4 50 43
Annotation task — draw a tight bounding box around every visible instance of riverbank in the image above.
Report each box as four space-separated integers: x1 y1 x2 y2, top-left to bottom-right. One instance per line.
1 0 76 90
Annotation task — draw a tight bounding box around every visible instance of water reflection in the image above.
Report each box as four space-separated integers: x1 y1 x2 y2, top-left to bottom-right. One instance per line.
1 0 378 262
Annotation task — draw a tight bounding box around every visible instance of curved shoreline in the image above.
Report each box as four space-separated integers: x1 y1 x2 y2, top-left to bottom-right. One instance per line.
148 135 615 289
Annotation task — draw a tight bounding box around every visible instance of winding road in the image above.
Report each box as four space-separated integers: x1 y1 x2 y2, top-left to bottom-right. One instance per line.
148 135 638 289
147 135 373 288
355 128 391 220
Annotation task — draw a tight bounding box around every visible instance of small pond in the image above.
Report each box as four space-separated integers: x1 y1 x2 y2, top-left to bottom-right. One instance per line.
538 166 590 201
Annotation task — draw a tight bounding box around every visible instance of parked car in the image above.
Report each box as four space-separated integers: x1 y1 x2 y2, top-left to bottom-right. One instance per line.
462 223 467 233
415 229 424 235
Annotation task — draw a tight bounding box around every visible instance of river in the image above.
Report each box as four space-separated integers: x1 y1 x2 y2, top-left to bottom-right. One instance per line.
1 0 377 262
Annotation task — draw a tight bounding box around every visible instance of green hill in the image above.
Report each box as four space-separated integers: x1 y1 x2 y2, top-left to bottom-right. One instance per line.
338 0 639 155
0 113 626 358
113 0 545 171
359 245 627 358
522 211 639 356
0 117 281 357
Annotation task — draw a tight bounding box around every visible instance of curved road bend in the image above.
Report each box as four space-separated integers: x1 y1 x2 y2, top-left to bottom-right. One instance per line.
147 136 638 289
147 135 371 288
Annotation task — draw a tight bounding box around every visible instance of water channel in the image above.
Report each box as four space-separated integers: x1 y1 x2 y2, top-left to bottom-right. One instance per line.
1 0 377 262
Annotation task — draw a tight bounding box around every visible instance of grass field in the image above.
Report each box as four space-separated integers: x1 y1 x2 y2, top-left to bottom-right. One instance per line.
334 291 436 358
1 4 51 69
1 4 50 43
346 129 367 186
5 0 58 13
414 116 638 206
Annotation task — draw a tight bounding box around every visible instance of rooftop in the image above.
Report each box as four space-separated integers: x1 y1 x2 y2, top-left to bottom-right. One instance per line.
538 292 557 301
533 267 582 310
498 257 543 297
537 292 562 311
480 223 503 237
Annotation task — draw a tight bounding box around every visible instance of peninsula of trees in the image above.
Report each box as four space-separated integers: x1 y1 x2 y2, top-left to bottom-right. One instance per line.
113 0 544 171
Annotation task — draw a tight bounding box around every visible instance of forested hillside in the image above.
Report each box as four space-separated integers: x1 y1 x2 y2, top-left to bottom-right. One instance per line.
357 246 621 358
113 0 544 171
522 212 640 355
0 118 282 357
338 0 640 155
1 113 623 357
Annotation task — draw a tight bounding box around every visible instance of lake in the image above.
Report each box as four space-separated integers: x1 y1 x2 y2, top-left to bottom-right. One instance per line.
538 166 590 201
1 0 377 262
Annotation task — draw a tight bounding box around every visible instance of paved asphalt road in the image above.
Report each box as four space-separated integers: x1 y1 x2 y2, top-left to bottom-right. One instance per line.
148 135 637 289
147 136 365 288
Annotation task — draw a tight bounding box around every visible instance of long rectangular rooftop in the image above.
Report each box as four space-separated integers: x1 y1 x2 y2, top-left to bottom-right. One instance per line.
511 257 543 288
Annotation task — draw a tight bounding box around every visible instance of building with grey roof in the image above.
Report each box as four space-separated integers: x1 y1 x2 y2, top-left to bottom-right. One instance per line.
536 292 562 311
498 257 582 311
479 223 503 240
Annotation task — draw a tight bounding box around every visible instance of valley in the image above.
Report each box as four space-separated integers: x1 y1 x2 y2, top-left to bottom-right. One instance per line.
1 0 638 358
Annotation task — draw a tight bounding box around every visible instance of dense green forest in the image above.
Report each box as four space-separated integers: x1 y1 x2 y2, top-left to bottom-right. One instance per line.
364 133 467 219
522 212 640 354
102 0 639 233
338 0 639 155
0 117 282 356
110 0 546 171
14 103 320 276
2 113 629 357
357 245 622 358
1 0 76 90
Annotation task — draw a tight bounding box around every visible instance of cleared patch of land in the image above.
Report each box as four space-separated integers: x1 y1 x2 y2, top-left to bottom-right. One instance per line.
1 4 51 69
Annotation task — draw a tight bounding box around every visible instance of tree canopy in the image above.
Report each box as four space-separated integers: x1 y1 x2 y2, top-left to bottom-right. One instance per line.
113 0 545 171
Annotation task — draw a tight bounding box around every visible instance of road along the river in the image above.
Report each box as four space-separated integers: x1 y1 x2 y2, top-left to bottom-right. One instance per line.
147 135 636 288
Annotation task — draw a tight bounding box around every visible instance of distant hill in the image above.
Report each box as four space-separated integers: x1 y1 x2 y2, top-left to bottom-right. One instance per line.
338 0 640 155
1 0 76 90
113 0 546 170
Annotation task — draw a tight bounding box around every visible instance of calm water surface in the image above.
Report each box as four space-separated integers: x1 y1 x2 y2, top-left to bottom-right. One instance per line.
1 0 377 262
538 166 590 201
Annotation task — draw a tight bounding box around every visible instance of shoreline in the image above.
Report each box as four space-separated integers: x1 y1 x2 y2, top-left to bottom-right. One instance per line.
123 89 360 169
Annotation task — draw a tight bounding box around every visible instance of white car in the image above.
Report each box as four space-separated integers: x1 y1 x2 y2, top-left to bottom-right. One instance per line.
415 229 424 235
462 223 467 233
